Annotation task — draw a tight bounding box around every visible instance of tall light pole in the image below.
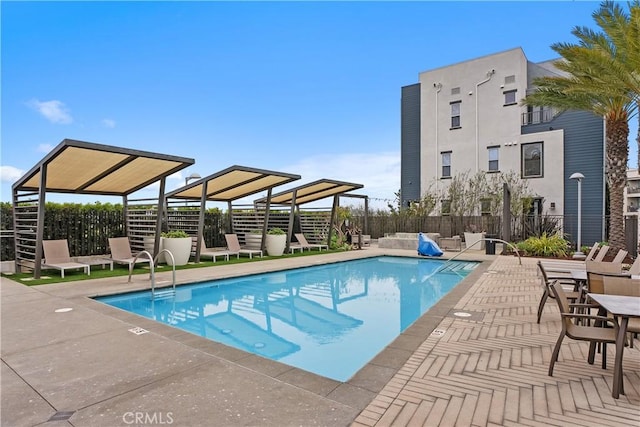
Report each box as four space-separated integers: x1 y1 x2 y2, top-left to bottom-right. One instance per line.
570 172 585 259
185 172 201 186
184 173 201 207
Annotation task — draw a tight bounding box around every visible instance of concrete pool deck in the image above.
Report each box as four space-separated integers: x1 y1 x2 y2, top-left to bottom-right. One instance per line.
2 247 639 426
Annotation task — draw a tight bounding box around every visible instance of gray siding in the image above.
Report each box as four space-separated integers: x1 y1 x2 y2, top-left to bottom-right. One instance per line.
401 83 421 207
522 110 605 245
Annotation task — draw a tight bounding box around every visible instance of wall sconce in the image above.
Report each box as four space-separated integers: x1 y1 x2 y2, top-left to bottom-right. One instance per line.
550 202 556 210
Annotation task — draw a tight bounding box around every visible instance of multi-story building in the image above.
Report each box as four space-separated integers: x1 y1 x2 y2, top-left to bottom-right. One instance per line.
400 47 605 245
624 169 640 217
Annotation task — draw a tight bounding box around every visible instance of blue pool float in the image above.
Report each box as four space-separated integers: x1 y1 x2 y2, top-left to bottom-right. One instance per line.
417 232 443 257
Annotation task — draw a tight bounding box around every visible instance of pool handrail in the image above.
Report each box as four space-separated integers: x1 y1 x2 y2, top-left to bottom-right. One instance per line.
435 237 521 273
127 249 176 300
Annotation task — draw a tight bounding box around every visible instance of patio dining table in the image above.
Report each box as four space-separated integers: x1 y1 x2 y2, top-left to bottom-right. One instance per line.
587 293 640 399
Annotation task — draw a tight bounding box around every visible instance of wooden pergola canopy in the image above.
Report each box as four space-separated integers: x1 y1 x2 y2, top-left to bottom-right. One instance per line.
12 138 195 278
165 165 301 202
257 179 364 206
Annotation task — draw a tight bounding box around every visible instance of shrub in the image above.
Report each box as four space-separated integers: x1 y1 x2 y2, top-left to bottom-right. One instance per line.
162 230 190 238
516 233 571 257
267 228 286 235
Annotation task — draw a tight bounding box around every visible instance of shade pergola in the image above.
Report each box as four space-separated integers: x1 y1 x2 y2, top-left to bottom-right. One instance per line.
255 179 365 250
12 138 195 277
164 165 301 261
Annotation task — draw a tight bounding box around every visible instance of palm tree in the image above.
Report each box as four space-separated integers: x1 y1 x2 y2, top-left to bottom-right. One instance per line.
523 1 639 253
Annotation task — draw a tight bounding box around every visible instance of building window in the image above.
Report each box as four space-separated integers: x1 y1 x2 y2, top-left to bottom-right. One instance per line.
441 151 452 178
504 90 517 106
522 142 543 178
488 146 499 172
450 101 461 129
441 199 451 216
481 198 492 215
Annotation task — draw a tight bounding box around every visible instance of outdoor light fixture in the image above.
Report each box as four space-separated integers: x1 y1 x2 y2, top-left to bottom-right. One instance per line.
185 172 201 186
570 172 585 259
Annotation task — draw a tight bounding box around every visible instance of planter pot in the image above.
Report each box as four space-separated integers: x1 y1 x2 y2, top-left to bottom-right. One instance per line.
265 234 286 256
144 236 164 263
162 237 192 266
244 233 263 249
464 232 485 250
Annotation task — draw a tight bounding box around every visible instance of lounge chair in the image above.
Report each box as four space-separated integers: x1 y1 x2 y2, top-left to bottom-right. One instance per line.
292 233 328 252
225 234 262 259
42 239 89 278
108 237 152 271
197 238 238 262
628 256 640 275
611 249 628 264
540 243 608 274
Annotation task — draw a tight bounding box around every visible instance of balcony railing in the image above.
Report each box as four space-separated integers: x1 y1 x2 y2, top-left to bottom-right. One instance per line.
521 108 555 126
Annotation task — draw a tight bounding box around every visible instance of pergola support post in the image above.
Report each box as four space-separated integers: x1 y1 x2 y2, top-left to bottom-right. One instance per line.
328 194 339 247
33 163 48 279
153 178 166 257
286 190 298 252
261 188 272 252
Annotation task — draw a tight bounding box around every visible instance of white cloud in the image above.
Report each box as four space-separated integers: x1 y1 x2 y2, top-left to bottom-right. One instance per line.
0 166 25 183
37 143 54 153
27 99 73 124
102 118 116 128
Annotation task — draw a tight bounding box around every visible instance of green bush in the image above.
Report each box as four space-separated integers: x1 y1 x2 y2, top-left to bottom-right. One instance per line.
162 230 190 238
267 228 286 235
516 233 571 257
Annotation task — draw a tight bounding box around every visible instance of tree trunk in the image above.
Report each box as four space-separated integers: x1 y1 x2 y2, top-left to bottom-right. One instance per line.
606 115 630 253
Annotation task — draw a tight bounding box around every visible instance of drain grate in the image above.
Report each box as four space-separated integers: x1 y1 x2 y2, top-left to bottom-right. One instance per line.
430 329 446 337
128 327 149 335
48 411 75 422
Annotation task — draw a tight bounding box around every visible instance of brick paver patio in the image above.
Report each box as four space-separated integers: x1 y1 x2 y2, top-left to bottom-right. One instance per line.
353 256 640 427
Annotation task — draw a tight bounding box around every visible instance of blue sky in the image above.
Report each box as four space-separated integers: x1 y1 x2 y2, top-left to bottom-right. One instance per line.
2 1 637 210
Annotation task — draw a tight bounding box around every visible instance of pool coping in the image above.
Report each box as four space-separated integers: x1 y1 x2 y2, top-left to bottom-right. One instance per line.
1 247 495 425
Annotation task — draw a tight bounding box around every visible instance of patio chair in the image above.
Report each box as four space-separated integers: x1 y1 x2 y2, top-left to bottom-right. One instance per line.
108 237 151 271
584 260 625 296
224 234 262 259
548 281 619 375
293 233 328 252
42 239 89 278
536 261 581 324
197 238 238 262
602 275 640 348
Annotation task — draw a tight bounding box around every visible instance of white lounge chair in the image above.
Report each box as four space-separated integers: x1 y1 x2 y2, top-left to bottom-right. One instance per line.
108 237 152 271
42 239 89 278
225 234 262 259
196 238 238 262
293 233 328 252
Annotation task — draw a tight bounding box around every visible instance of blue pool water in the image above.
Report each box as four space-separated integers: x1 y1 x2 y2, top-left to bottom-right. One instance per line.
96 256 478 381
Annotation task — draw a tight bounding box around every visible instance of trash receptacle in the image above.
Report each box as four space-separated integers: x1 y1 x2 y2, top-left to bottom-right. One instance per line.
485 234 497 255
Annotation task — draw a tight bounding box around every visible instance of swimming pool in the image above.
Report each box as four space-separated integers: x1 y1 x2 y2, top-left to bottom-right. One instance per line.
97 256 478 381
